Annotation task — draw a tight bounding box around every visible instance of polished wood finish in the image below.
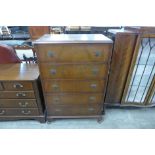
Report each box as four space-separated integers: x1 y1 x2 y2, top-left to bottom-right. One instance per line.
36 44 111 63
0 64 45 122
45 93 103 106
2 81 33 91
35 34 113 44
121 35 142 104
0 64 39 81
125 26 155 33
0 91 35 99
0 82 3 90
40 63 107 79
105 29 138 104
0 108 39 116
29 26 50 40
0 99 37 108
47 105 101 116
43 79 105 93
34 34 113 121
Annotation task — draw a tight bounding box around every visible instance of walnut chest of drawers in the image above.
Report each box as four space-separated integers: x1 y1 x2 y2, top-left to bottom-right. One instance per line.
0 63 45 123
34 34 113 122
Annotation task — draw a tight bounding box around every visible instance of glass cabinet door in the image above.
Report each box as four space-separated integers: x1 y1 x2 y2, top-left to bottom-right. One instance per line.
122 36 155 105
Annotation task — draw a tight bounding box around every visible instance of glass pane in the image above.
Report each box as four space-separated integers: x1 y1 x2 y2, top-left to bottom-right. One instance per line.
125 38 155 103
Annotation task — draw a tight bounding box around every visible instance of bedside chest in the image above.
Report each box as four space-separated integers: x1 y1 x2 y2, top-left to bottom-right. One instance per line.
34 34 113 122
0 63 45 123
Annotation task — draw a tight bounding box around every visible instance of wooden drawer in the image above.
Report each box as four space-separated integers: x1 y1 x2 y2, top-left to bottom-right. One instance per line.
0 108 39 116
0 91 35 99
2 81 33 91
36 44 112 63
43 79 105 93
47 105 101 116
40 63 107 79
0 99 37 108
45 93 103 106
0 82 3 91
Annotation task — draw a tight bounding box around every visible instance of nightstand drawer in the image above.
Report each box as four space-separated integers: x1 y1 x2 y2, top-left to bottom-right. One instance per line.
40 63 107 79
0 99 37 108
0 108 39 116
43 79 105 93
46 93 103 106
47 105 101 116
0 82 3 91
37 44 111 63
0 91 35 99
2 81 33 91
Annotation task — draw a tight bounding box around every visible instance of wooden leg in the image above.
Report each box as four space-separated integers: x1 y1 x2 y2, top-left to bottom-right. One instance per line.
97 115 104 124
38 117 46 123
47 118 55 124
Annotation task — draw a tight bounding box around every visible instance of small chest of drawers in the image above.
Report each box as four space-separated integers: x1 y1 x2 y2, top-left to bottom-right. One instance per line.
34 34 113 122
0 64 45 123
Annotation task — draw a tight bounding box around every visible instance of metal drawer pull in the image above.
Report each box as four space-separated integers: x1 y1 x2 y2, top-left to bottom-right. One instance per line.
90 84 97 88
53 97 60 104
92 68 99 75
88 108 95 111
89 96 96 101
19 102 29 107
52 84 59 91
13 83 23 88
47 51 54 57
21 110 31 115
0 110 5 115
16 93 26 97
50 69 57 75
95 51 101 57
55 109 61 112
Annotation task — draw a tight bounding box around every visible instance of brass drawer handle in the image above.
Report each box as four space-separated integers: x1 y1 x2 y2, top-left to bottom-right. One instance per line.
53 97 60 104
55 109 61 112
0 110 5 115
13 83 23 89
89 96 96 102
92 68 99 75
88 108 95 111
95 51 101 57
47 51 54 57
50 69 57 75
21 110 31 115
90 84 97 88
19 102 29 107
52 84 59 91
16 93 26 97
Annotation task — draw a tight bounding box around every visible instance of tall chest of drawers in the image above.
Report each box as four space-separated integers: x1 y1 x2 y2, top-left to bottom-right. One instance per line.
0 63 45 123
34 34 113 122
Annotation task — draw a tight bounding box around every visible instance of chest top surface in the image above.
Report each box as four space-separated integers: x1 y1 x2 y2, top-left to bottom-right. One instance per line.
33 34 113 44
0 63 39 81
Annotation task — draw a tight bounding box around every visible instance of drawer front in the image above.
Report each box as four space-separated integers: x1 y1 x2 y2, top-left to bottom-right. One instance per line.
47 105 101 116
0 82 3 91
0 108 39 116
43 80 105 93
0 99 37 108
0 91 35 99
40 63 107 79
45 93 103 106
37 44 112 63
2 81 33 91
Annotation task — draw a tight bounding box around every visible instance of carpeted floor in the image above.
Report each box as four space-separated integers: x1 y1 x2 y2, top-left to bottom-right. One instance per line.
0 107 155 129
